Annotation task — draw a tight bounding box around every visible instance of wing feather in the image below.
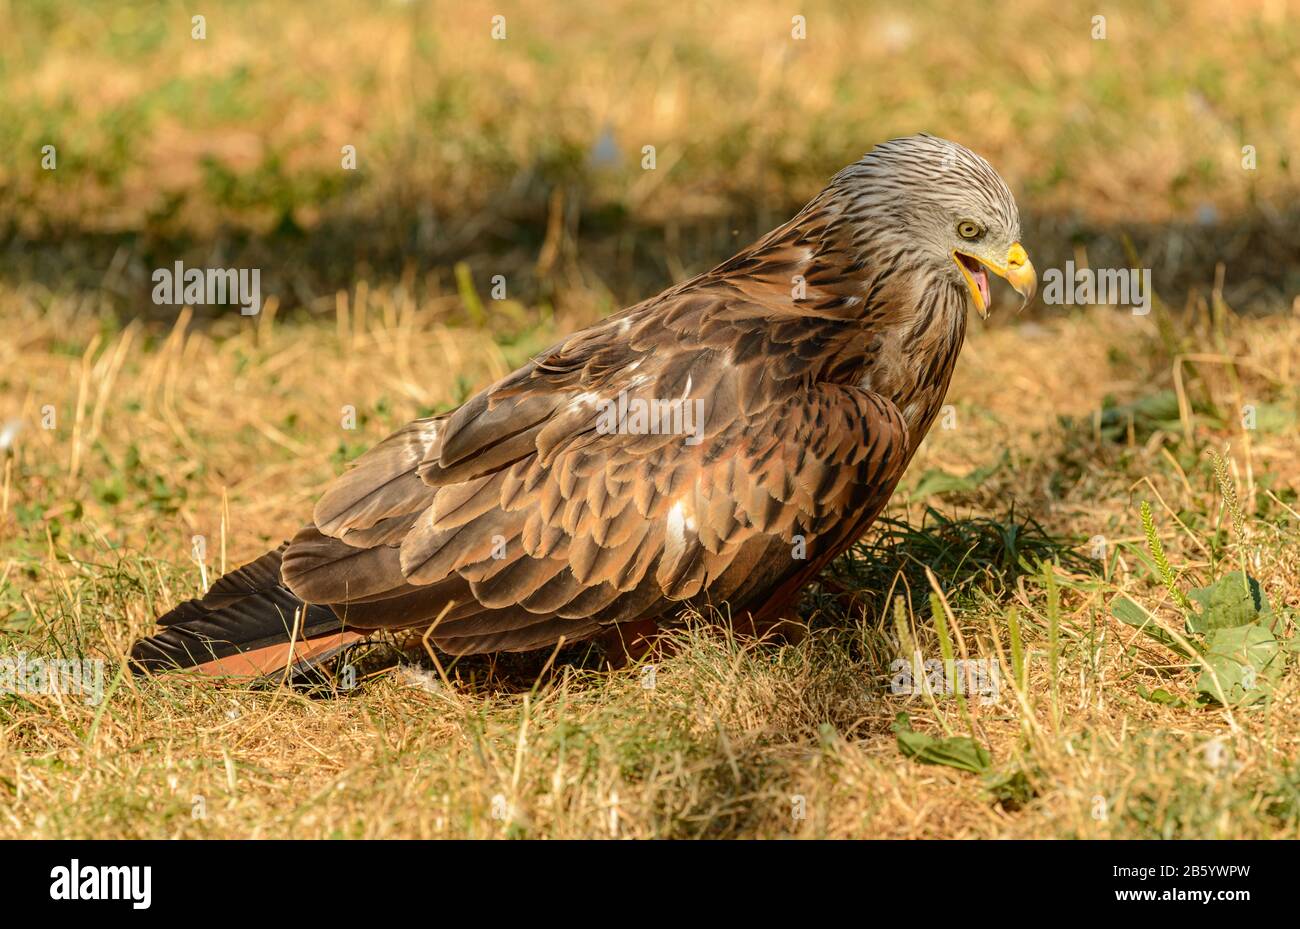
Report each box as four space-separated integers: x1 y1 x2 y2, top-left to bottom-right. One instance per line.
283 286 914 655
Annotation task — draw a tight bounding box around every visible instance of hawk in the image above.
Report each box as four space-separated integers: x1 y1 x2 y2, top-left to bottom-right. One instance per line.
131 134 1035 676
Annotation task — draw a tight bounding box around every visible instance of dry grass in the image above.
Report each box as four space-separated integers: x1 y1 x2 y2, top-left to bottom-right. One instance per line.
1 0 1299 839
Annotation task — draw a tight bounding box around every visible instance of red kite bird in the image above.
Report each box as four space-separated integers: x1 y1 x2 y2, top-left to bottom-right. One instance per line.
131 134 1035 677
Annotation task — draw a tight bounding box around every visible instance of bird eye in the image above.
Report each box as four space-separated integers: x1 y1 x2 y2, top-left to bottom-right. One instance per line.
957 221 982 239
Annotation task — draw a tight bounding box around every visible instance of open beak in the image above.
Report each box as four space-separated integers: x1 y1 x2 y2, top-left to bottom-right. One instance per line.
953 242 1037 319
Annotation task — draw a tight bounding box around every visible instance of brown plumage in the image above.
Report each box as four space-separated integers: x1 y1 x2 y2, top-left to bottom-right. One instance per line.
131 134 1036 675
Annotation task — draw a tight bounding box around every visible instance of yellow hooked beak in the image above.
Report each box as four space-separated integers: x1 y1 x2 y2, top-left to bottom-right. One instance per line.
953 242 1037 319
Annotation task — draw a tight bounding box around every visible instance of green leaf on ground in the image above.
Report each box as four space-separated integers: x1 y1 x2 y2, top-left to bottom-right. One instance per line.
1137 685 1187 706
1197 623 1284 706
985 767 1038 808
1186 571 1273 634
1096 389 1185 441
892 712 991 774
909 452 1006 501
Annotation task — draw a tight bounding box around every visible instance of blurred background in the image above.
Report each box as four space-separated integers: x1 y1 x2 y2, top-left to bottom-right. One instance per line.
2 0 1297 329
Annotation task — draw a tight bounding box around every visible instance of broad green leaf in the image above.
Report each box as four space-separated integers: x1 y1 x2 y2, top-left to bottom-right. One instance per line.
892 712 991 774
1096 389 1186 442
1196 624 1284 706
909 452 1006 501
1186 571 1273 634
985 767 1037 807
1136 685 1185 706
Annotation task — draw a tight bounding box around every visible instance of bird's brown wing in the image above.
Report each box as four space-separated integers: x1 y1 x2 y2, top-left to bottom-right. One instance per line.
281 291 911 654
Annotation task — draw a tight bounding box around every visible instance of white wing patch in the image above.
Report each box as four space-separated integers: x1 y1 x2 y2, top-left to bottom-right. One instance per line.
664 497 697 563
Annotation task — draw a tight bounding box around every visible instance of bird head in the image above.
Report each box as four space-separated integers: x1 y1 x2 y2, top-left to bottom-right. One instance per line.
949 216 1037 321
836 134 1036 319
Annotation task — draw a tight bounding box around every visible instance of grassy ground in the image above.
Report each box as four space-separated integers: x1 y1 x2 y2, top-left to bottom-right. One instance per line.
1 0 1299 838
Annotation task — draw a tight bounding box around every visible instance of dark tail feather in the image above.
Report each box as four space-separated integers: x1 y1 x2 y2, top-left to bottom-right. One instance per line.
131 544 365 678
